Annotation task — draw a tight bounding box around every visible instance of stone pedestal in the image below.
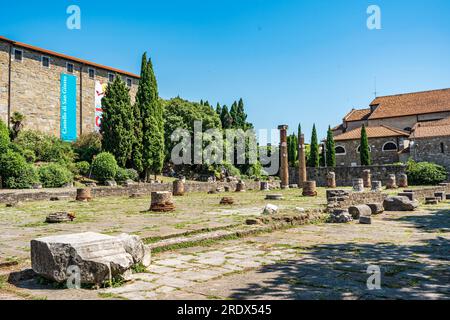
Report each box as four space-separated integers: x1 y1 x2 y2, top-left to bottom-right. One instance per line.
235 180 246 192
76 188 92 202
302 181 317 197
362 170 372 188
371 181 382 192
298 134 307 187
260 181 270 191
386 174 397 189
352 179 364 193
173 179 185 196
278 125 289 188
265 194 284 200
327 172 336 188
150 192 175 212
398 174 408 188
220 197 234 205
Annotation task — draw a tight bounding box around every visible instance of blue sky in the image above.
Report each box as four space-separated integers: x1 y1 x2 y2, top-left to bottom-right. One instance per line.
1 0 450 141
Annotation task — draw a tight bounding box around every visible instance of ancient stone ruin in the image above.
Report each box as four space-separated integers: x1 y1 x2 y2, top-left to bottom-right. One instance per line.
278 125 290 189
383 196 418 211
362 170 372 188
235 180 246 192
265 194 284 201
327 172 336 188
220 197 234 205
260 181 270 191
371 181 382 192
386 174 398 189
352 178 364 193
302 181 317 197
45 212 76 224
172 179 185 196
150 191 175 212
76 188 92 202
398 174 408 188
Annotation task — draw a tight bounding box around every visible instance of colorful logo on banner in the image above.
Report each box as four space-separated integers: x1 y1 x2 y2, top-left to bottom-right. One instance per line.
60 73 77 142
95 81 108 132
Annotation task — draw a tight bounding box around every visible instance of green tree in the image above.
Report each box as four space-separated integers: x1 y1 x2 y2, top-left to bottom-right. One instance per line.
287 133 298 167
308 124 320 168
140 57 165 180
215 103 222 117
360 124 371 165
100 75 134 167
0 118 10 153
230 101 238 128
236 98 247 129
220 105 233 129
326 126 336 167
297 123 302 139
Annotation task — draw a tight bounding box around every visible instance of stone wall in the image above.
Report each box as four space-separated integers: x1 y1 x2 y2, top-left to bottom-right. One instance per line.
326 190 387 210
411 136 450 171
289 165 406 187
0 39 139 137
0 180 266 204
402 184 450 201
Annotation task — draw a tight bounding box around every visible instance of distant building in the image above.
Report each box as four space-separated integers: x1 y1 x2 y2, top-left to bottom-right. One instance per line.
0 36 140 141
331 88 450 169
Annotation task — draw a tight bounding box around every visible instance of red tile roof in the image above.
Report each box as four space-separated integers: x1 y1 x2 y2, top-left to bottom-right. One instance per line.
334 125 409 141
368 88 450 119
343 108 371 122
0 36 140 79
410 117 450 139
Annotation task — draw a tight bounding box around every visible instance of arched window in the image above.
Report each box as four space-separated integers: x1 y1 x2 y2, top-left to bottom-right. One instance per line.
357 145 372 153
335 146 346 155
382 142 398 151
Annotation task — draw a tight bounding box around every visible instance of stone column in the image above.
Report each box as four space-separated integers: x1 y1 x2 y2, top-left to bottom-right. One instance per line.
386 174 397 189
298 133 307 188
260 181 270 191
278 125 289 189
235 180 246 192
302 181 318 197
76 188 92 201
173 179 185 196
352 179 364 193
327 172 336 188
371 181 382 192
362 170 372 188
398 174 408 188
150 192 175 212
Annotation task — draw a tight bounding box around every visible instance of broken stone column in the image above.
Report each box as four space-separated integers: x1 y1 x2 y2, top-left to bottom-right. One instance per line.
235 180 246 192
150 191 175 212
362 170 372 188
76 188 92 201
220 197 234 205
371 181 382 192
398 174 408 188
327 172 336 188
386 174 398 189
172 179 185 196
298 133 307 187
352 179 364 193
260 181 270 191
302 181 317 197
278 125 289 189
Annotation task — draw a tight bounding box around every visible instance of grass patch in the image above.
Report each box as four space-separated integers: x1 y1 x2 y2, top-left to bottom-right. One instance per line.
132 263 148 274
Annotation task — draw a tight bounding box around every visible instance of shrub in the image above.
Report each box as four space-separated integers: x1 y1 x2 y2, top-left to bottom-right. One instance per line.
15 130 75 164
115 168 139 182
126 169 139 182
0 119 10 153
0 150 39 189
73 133 102 163
75 161 91 176
91 152 118 182
38 163 74 188
406 160 447 185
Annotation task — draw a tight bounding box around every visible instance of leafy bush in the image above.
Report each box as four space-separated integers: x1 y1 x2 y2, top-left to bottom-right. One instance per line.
0 119 10 153
115 168 139 182
126 169 139 182
15 130 75 164
91 152 118 182
8 144 36 163
75 161 91 176
406 160 447 185
38 163 74 188
73 133 102 163
0 150 39 189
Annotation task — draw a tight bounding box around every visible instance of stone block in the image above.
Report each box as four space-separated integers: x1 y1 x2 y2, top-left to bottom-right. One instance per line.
367 203 384 215
262 204 278 215
265 194 284 200
359 216 372 224
398 192 415 201
348 205 372 219
383 196 419 211
434 192 446 201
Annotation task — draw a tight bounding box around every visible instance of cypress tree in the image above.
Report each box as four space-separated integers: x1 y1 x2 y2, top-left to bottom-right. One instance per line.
100 75 134 167
298 123 302 139
326 126 336 167
230 101 238 128
140 56 165 180
215 103 222 117
220 105 233 129
360 124 371 165
236 98 247 129
308 124 320 168
288 133 298 166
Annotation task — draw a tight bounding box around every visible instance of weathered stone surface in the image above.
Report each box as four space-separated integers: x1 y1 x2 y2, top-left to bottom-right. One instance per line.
327 172 336 188
265 194 284 201
326 189 349 200
76 188 92 202
45 212 76 224
302 181 317 197
123 179 135 187
383 196 419 211
260 182 270 191
371 181 383 192
398 174 408 188
352 179 364 193
150 192 175 212
105 180 117 187
367 203 384 215
220 197 234 205
329 209 352 223
362 170 372 188
235 181 246 192
31 232 134 284
359 216 372 224
173 180 185 196
434 192 446 201
117 234 151 267
386 174 398 189
425 198 439 205
398 192 415 201
262 204 278 215
348 205 372 219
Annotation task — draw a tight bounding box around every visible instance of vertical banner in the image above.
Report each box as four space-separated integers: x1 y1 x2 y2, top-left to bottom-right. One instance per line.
60 73 77 142
95 80 108 132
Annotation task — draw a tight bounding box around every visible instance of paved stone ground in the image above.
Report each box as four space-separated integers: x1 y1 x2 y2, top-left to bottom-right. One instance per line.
4 203 449 300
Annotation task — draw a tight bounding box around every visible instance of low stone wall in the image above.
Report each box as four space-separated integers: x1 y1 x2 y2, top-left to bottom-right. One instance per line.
402 184 450 201
326 190 387 210
0 180 268 204
289 165 407 187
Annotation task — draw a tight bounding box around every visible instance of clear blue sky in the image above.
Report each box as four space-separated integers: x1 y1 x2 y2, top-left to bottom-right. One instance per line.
1 0 450 141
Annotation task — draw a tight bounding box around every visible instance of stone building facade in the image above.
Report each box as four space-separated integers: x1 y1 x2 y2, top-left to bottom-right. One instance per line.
0 36 139 140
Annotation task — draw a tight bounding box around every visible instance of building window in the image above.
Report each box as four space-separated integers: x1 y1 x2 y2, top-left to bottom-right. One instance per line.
357 145 372 153
67 63 74 73
404 127 412 132
14 49 23 62
440 142 445 154
335 146 346 155
42 56 50 68
126 78 132 87
108 73 115 83
382 142 398 151
88 68 95 79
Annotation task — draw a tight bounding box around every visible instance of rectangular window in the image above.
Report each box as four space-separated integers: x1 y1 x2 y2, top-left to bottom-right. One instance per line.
126 78 132 87
88 68 95 79
42 56 50 68
67 63 74 73
108 73 115 83
14 49 23 62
